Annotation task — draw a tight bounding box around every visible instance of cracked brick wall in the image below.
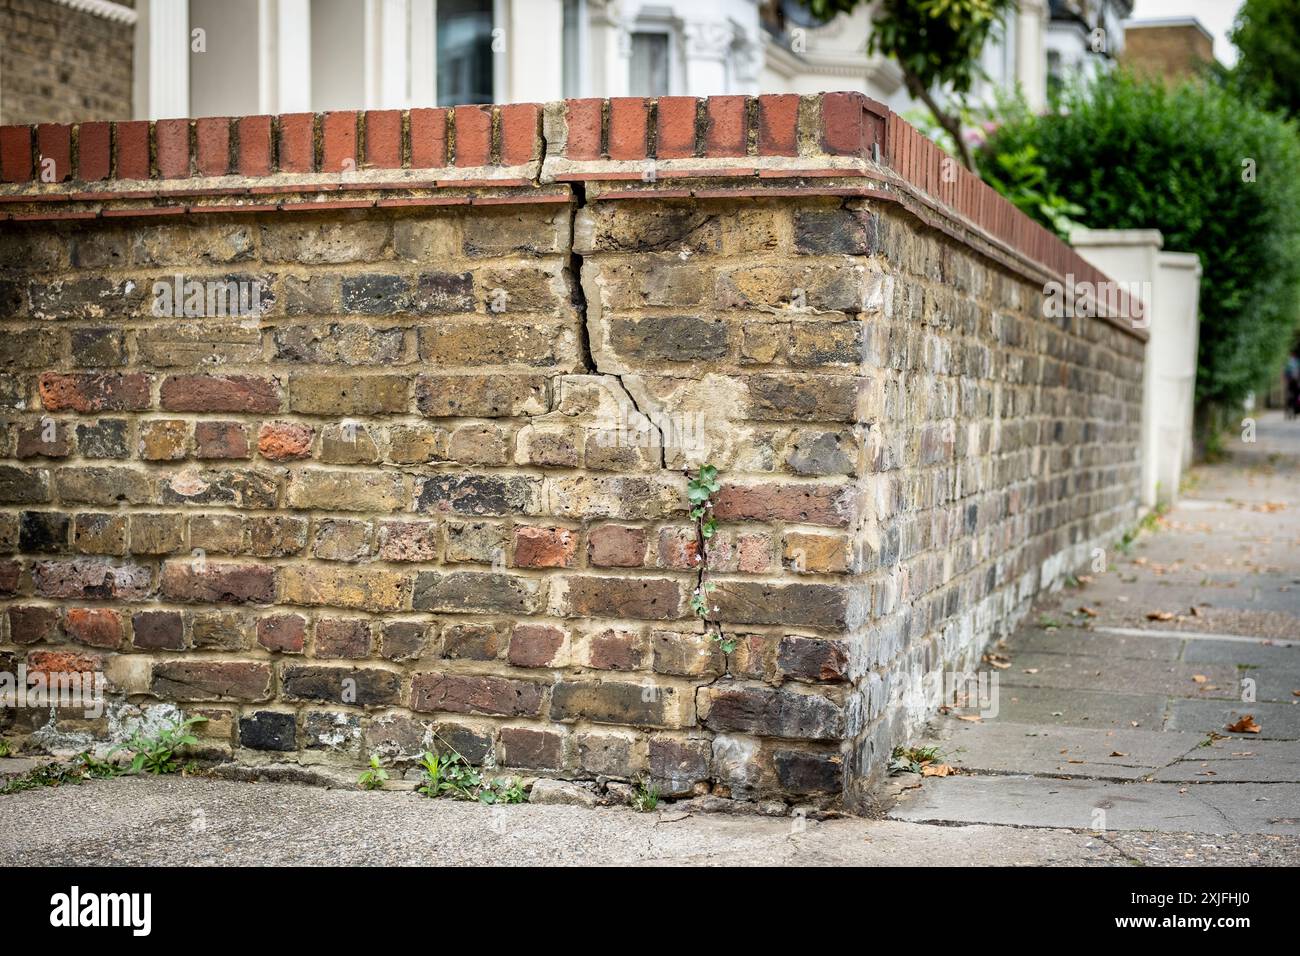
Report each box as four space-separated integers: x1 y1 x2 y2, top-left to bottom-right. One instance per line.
0 94 1145 807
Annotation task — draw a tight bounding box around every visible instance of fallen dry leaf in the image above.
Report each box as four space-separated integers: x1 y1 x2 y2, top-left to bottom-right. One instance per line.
1078 606 1098 617
921 763 953 777
1226 715 1262 734
1147 610 1175 621
1024 668 1040 674
1192 674 1208 683
1109 751 1128 757
955 715 983 723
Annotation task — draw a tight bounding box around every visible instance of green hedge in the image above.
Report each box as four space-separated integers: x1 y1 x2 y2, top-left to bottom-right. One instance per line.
979 72 1300 420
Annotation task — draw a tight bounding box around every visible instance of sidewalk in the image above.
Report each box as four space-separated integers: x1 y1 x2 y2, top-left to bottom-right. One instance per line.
2 414 1297 866
889 410 1300 859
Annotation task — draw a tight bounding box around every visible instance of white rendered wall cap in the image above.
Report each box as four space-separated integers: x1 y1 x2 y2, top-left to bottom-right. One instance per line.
1159 251 1203 274
1070 227 1165 248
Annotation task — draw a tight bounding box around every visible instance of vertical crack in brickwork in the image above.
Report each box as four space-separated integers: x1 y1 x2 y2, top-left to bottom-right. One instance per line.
562 175 668 469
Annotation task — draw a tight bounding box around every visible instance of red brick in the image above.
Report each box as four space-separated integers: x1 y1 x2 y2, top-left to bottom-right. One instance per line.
8 606 59 644
608 98 649 160
820 91 883 157
410 672 545 717
27 649 103 675
704 95 747 157
758 94 799 156
365 110 402 168
77 122 111 180
314 618 372 658
587 629 642 670
160 560 276 605
713 482 856 528
36 123 71 182
453 105 492 167
195 421 250 459
132 610 185 650
322 111 358 172
508 623 565 668
155 118 191 178
64 608 123 649
656 527 700 570
564 98 603 160
409 107 448 167
257 421 313 461
115 120 151 179
499 103 540 166
656 97 697 159
1 125 33 182
160 375 280 414
257 614 306 653
278 113 315 173
588 525 648 568
38 372 152 412
195 117 231 176
513 526 577 569
238 115 273 175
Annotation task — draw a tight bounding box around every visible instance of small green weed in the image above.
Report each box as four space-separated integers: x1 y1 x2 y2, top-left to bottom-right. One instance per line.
109 716 207 775
358 754 389 791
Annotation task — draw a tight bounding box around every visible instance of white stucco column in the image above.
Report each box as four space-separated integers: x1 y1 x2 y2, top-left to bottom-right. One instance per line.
145 0 191 119
683 20 733 95
504 0 564 103
1016 0 1048 112
259 0 313 114
1073 229 1202 510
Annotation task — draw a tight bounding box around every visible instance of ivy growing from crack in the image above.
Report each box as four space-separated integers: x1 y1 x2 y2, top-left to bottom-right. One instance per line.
686 464 735 654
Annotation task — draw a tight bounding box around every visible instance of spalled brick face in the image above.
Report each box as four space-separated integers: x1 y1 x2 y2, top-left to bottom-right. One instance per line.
0 95 1144 808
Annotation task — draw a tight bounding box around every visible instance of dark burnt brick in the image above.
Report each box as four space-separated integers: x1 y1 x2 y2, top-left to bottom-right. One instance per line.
281 664 402 707
607 316 730 362
160 561 275 605
701 684 844 740
0 560 20 597
410 672 545 717
341 274 409 314
412 571 543 615
0 467 51 504
550 680 676 728
16 420 70 458
69 328 127 366
19 511 69 552
440 621 506 660
712 580 861 630
564 576 683 621
239 711 297 751
160 375 281 413
794 207 879 255
777 635 850 682
500 727 564 770
415 473 540 517
774 748 844 794
256 614 306 653
131 610 184 650
151 661 273 702
648 735 711 795
76 420 129 458
38 373 151 412
380 621 429 662
8 605 59 644
507 623 565 667
410 271 475 314
315 618 373 659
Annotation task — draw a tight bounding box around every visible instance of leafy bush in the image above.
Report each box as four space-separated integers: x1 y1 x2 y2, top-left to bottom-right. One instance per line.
980 71 1300 426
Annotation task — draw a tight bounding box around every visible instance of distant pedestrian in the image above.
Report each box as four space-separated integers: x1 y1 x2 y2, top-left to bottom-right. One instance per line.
1286 351 1300 419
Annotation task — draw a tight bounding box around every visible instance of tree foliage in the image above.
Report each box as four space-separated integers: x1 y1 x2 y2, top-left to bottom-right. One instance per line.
1229 0 1300 120
806 0 1017 168
980 71 1300 421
